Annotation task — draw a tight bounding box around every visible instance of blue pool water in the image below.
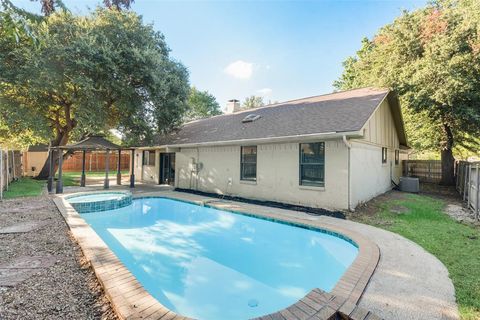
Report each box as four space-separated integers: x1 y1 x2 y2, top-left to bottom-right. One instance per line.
79 197 358 320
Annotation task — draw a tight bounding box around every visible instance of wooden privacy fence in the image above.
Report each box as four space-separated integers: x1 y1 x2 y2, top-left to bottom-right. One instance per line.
456 161 480 221
62 152 130 172
402 160 442 183
0 149 23 197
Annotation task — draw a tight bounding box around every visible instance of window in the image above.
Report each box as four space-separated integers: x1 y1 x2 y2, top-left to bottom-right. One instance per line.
142 150 155 166
382 147 387 163
240 146 257 181
300 142 325 187
395 149 399 165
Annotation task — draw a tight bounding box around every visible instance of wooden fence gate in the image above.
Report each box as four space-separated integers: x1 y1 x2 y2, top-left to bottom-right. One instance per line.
402 160 442 183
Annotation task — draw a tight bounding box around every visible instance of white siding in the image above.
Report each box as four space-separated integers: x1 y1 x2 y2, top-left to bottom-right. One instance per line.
359 99 400 149
175 140 349 210
349 98 405 208
134 149 162 184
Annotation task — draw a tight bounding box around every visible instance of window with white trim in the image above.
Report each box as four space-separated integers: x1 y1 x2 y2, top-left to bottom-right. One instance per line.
240 146 257 181
142 150 155 166
299 142 325 187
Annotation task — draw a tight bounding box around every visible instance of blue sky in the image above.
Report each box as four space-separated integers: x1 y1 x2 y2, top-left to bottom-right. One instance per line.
13 0 426 110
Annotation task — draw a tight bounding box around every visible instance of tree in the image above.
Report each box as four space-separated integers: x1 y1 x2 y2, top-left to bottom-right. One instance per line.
0 0 41 43
31 0 133 15
334 0 480 185
103 0 134 10
242 95 265 110
185 87 222 121
0 9 189 178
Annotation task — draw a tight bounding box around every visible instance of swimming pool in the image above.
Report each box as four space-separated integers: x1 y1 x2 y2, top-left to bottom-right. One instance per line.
78 197 358 320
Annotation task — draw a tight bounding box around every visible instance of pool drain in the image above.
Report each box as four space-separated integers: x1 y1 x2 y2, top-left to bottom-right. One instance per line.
248 299 258 307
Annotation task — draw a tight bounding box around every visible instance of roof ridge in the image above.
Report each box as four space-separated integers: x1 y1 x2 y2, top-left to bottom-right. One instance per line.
181 87 390 126
267 86 385 106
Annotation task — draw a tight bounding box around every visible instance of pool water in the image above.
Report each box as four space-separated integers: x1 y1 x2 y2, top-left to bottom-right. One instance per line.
80 197 358 320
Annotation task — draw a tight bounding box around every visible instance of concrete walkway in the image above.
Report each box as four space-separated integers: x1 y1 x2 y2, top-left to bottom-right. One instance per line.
326 218 458 320
59 186 459 320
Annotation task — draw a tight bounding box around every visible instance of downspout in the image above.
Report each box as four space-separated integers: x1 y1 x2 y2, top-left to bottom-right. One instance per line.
342 135 352 211
189 148 200 191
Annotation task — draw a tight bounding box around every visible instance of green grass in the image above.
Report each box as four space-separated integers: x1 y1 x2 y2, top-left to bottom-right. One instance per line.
352 194 480 320
58 170 130 186
2 178 45 199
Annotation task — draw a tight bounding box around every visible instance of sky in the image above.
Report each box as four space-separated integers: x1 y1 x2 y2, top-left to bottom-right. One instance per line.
13 0 426 111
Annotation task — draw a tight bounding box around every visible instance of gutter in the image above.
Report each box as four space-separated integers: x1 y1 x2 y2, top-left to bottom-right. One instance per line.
342 135 352 211
134 130 364 150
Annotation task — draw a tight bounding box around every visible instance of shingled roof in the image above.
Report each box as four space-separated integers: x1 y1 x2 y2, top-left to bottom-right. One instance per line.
148 87 407 147
61 135 122 150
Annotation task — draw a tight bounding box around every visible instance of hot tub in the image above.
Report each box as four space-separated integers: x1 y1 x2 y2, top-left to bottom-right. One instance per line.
66 191 132 213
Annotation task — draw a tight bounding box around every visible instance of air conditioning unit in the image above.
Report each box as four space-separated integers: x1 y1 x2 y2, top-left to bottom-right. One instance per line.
399 177 420 193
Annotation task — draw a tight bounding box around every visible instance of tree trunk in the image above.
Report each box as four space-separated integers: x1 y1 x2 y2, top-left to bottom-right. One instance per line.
439 122 455 186
34 131 70 180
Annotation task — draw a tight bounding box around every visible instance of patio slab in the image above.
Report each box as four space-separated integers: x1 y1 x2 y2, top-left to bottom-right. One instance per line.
0 221 50 234
0 256 56 287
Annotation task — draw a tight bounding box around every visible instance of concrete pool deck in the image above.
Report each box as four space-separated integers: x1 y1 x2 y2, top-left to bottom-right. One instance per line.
55 185 459 320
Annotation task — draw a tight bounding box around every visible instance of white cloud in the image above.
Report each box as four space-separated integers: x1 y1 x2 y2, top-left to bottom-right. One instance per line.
224 60 253 79
257 88 272 97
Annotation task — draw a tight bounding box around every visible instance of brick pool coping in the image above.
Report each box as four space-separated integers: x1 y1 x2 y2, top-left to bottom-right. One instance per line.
53 191 380 320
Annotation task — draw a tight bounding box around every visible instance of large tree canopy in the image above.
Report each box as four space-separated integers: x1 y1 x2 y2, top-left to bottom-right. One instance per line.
242 95 265 110
334 0 480 185
185 87 222 121
0 8 189 177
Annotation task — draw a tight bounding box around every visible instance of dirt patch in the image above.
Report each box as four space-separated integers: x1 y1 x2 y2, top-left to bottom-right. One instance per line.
0 196 117 320
350 190 408 219
420 183 462 201
444 203 479 225
389 205 409 215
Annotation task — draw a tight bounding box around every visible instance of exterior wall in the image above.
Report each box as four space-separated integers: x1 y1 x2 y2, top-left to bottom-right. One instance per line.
349 98 406 208
349 141 399 207
134 149 163 184
134 149 142 180
23 151 48 177
175 140 349 210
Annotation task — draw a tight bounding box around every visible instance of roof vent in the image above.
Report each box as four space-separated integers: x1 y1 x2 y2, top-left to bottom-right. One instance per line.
242 114 261 123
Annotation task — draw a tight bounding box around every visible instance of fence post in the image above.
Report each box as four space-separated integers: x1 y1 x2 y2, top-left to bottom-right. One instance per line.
55 149 63 194
104 149 109 189
464 163 468 201
5 148 8 191
428 161 431 182
0 149 3 201
468 164 472 209
476 164 479 221
47 147 53 193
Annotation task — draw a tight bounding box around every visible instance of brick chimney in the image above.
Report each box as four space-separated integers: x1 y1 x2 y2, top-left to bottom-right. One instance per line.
226 99 241 114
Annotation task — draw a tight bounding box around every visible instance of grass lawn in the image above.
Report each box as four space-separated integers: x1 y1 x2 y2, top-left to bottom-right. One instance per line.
351 193 480 320
59 170 130 186
2 178 45 199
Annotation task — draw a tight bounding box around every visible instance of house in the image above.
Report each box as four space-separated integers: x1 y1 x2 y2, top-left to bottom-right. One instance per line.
133 87 409 210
